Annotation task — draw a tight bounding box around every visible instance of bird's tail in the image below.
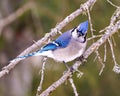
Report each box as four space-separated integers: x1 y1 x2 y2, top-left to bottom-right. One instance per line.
10 50 41 63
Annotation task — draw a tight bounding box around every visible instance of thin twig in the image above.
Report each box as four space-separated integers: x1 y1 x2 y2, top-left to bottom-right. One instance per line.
108 38 117 66
108 38 120 74
113 64 120 74
87 34 103 41
69 78 78 96
76 69 84 78
99 27 108 33
36 57 47 96
111 36 117 46
96 51 105 75
107 0 119 8
104 43 107 62
87 6 94 37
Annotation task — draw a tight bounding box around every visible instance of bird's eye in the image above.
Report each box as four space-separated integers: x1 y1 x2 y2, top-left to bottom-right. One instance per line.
77 29 84 37
77 32 82 37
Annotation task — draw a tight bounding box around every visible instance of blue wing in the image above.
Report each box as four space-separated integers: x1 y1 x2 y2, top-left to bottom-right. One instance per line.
40 42 58 52
40 30 72 53
55 30 72 48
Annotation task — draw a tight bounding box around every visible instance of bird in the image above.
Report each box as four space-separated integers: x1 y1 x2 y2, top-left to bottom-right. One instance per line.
10 20 89 63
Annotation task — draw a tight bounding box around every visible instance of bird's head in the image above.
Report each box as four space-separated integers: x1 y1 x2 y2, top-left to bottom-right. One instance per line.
72 20 88 43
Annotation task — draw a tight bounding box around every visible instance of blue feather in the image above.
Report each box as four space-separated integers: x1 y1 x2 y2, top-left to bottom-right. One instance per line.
77 20 88 34
40 43 58 52
40 30 72 52
55 30 71 48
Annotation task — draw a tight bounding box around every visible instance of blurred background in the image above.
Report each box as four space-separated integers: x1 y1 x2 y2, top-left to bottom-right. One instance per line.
0 0 120 96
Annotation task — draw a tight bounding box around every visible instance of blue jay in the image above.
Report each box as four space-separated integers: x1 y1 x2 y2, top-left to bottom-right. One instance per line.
10 20 88 63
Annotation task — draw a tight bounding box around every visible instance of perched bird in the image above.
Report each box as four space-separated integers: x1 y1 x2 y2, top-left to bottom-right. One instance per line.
10 20 88 63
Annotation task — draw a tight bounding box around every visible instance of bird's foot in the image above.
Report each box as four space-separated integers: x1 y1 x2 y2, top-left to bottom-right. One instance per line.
75 55 87 62
63 61 74 74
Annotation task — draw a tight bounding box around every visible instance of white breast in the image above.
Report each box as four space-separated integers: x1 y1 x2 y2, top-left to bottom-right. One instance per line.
52 39 87 62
